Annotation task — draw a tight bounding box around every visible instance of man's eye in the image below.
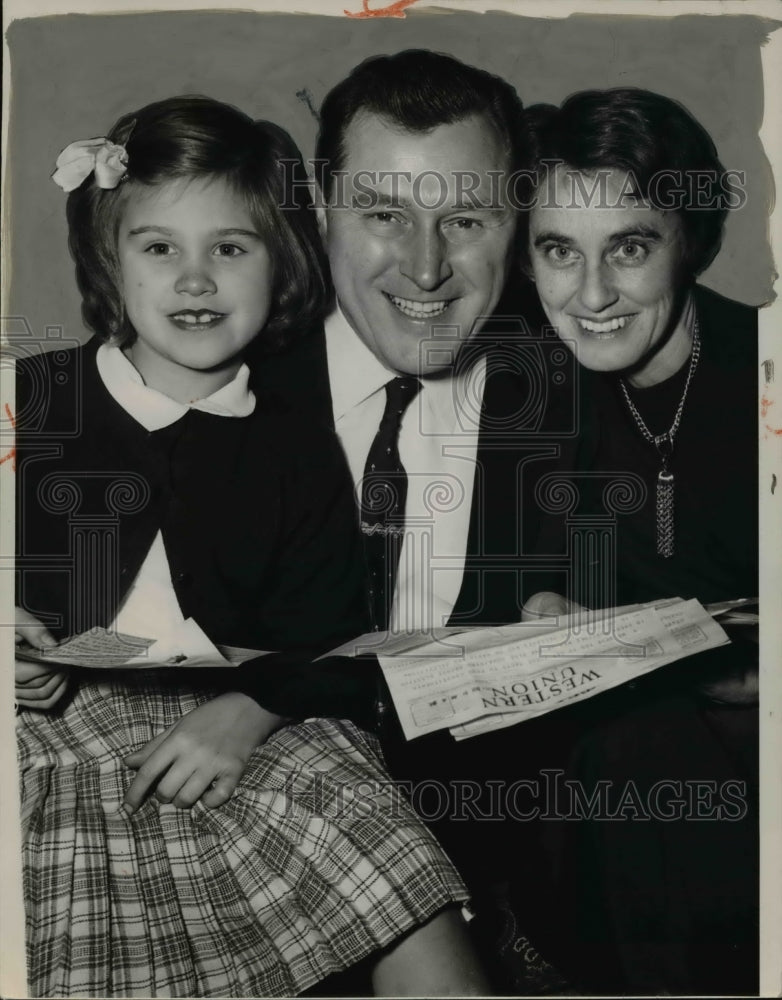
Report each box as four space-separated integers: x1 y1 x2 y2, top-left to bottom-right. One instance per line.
442 216 488 244
362 211 406 237
214 243 245 257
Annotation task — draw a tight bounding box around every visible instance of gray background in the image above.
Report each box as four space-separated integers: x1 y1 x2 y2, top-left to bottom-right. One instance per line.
6 8 780 348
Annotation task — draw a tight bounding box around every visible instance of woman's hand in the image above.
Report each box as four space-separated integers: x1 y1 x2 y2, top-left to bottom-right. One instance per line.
15 608 69 710
695 665 759 706
693 628 759 706
121 693 289 815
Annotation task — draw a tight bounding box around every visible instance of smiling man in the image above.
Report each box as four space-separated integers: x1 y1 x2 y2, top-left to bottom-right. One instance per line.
250 48 534 742
249 52 569 991
322 108 515 377
251 51 585 992
313 49 526 633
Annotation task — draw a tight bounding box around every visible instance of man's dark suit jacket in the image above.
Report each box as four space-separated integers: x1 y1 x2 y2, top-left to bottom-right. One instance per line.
244 279 578 728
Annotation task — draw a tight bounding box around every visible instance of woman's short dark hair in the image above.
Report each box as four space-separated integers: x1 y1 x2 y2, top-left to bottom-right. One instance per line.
522 88 731 276
66 95 331 352
315 49 526 202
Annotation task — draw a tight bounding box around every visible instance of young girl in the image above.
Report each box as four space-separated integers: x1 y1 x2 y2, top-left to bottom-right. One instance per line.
14 96 487 998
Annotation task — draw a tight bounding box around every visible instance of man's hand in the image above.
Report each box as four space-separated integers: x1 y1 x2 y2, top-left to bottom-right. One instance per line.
15 608 69 710
521 591 584 622
121 693 288 815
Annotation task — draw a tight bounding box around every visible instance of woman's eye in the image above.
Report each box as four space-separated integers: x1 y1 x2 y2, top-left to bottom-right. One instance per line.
214 243 245 257
613 241 648 263
545 244 577 264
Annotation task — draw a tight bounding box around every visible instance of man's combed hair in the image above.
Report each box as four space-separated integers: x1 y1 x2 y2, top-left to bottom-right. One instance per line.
66 95 331 351
315 49 526 201
522 88 731 276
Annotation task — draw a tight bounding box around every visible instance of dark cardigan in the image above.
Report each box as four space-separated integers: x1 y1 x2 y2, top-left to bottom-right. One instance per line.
15 337 376 724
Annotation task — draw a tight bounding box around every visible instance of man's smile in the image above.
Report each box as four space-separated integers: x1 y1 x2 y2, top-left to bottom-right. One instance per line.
384 293 454 320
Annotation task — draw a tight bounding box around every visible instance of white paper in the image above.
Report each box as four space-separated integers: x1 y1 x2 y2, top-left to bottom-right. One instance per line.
377 598 729 741
16 620 267 669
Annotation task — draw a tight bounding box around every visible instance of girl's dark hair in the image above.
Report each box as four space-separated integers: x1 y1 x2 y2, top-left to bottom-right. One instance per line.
66 95 331 351
521 88 731 277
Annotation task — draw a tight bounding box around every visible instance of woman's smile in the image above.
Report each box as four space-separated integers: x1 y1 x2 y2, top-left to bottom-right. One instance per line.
529 167 693 386
573 313 635 335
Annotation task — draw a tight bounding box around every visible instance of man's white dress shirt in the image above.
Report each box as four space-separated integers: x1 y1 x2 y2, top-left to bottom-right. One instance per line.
325 308 486 633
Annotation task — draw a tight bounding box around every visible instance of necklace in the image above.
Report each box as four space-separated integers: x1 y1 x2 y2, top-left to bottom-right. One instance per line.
618 321 701 558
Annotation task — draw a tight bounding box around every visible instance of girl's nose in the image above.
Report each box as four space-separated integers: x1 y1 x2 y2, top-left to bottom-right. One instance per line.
174 267 217 296
399 228 453 291
578 261 619 314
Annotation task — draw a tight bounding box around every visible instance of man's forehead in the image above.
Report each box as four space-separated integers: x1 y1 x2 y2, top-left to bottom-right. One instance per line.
340 109 509 175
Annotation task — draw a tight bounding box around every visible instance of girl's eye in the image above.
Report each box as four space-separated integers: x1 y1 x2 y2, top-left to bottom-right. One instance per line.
214 243 245 258
368 211 400 225
145 242 174 256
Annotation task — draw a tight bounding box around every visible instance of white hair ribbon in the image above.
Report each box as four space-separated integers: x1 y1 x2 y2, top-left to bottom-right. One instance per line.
52 137 129 192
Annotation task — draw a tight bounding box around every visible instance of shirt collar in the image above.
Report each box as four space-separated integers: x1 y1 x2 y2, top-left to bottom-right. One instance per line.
325 307 394 419
324 305 484 430
96 343 256 432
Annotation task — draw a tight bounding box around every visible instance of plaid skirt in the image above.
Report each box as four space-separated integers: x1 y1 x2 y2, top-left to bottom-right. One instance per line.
17 675 467 998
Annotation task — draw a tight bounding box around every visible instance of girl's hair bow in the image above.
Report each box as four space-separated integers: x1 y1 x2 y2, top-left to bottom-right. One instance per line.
52 137 129 192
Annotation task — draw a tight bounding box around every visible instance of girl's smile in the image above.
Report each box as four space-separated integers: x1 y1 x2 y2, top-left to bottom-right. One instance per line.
168 309 228 331
117 176 273 401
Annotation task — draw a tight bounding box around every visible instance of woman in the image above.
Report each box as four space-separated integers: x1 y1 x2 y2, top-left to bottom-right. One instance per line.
518 88 759 995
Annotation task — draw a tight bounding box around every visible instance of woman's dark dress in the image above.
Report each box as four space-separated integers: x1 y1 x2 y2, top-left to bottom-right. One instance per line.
526 285 759 994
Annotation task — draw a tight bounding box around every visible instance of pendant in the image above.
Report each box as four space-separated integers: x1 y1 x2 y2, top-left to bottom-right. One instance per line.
656 468 675 558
